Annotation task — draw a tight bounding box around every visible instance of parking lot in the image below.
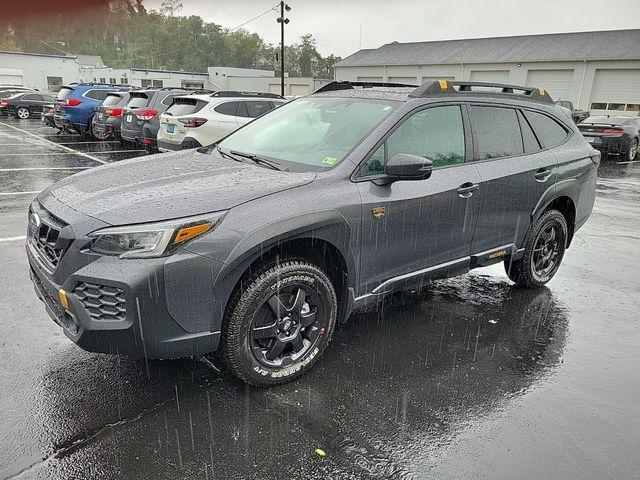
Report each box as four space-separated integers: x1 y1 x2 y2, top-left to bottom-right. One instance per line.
1 116 640 479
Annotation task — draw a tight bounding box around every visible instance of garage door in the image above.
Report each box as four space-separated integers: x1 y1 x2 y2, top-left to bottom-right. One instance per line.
421 76 455 84
268 84 281 94
387 76 418 85
591 69 640 105
526 69 574 100
356 76 383 82
0 68 24 86
290 84 310 96
469 70 509 83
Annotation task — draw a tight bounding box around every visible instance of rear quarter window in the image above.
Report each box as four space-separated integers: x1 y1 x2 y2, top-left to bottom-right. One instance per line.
523 110 568 149
102 95 123 107
214 101 239 116
165 99 205 116
469 106 523 159
56 88 73 100
84 89 114 101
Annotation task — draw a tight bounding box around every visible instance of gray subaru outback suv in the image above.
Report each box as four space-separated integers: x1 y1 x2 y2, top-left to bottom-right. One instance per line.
27 80 599 385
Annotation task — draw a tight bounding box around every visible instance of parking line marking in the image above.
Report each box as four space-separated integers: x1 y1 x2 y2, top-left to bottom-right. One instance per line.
0 121 107 165
0 191 39 196
90 149 147 154
0 235 26 242
57 141 120 145
615 160 640 165
0 167 90 171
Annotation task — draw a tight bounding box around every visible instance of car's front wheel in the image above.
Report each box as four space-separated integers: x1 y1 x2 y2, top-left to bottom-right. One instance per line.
222 259 337 386
505 209 568 288
16 107 30 119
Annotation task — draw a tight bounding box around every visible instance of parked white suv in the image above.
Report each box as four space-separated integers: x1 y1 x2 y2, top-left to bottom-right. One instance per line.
157 91 285 151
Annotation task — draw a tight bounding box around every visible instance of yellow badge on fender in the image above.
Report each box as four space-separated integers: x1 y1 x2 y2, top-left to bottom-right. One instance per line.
372 207 386 219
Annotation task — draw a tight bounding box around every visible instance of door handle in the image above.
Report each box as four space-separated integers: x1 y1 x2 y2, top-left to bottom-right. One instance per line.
535 168 552 182
457 182 479 198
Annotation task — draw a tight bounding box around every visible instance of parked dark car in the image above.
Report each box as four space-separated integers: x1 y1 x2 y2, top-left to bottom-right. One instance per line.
0 92 55 119
27 80 599 385
121 87 187 151
0 87 37 116
91 91 133 140
578 115 639 161
41 106 57 127
555 99 590 123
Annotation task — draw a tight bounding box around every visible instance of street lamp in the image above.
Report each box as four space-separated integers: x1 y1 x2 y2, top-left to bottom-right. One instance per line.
277 2 291 97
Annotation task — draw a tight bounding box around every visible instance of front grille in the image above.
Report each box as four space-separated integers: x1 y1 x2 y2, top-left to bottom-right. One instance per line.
29 207 68 269
74 282 127 322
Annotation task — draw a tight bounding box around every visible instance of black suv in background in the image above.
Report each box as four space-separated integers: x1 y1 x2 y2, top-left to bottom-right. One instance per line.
121 87 188 150
27 80 599 386
91 91 133 140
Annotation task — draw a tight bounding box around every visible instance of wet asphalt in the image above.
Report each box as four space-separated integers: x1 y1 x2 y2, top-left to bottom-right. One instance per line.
0 116 639 480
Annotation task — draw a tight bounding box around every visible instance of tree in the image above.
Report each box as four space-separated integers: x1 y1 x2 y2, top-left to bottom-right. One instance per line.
160 0 182 17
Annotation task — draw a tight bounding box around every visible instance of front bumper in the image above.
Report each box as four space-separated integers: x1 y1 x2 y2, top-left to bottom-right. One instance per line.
26 220 224 359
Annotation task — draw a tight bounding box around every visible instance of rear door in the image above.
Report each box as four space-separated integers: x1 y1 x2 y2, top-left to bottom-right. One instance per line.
211 101 241 136
356 103 482 290
469 104 561 254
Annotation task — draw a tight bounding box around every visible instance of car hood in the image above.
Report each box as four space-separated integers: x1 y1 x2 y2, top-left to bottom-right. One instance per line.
39 149 316 225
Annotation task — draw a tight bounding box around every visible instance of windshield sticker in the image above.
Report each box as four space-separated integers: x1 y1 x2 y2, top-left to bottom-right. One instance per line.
322 156 338 165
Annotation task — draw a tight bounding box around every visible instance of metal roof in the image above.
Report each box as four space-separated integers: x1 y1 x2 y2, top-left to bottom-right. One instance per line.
334 29 640 67
0 50 76 60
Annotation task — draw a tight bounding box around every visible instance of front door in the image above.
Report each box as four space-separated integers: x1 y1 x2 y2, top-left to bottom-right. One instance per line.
356 104 482 294
467 105 561 253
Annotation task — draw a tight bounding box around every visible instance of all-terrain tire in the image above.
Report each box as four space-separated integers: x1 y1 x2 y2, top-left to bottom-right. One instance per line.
221 259 337 386
505 209 568 288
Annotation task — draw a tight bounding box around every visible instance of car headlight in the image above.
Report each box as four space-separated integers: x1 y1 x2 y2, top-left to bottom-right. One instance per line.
89 211 227 258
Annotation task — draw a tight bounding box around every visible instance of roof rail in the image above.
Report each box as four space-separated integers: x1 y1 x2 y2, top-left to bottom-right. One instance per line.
313 80 418 94
187 89 216 95
210 90 285 99
409 80 554 104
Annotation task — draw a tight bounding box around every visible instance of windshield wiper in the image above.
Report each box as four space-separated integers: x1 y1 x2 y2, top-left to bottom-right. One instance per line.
229 150 283 171
215 146 243 163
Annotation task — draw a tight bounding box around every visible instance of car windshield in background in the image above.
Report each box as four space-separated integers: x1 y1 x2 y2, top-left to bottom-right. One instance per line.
165 99 202 116
217 97 397 168
127 96 149 108
56 87 73 100
102 95 122 107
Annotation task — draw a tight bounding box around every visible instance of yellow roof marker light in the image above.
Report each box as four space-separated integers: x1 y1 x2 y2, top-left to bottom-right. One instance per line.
58 289 69 310
438 79 448 90
172 221 214 245
539 88 546 96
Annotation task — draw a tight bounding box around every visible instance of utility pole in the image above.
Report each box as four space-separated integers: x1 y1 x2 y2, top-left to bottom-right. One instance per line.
277 2 291 97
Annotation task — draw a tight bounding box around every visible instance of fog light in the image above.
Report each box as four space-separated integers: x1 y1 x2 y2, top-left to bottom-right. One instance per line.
58 289 69 310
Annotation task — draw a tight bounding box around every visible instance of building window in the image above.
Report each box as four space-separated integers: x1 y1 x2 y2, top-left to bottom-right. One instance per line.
152 80 163 88
109 77 116 84
626 104 640 112
99 77 106 83
608 103 625 111
141 79 152 88
590 102 607 110
120 77 128 84
181 80 204 90
46 76 63 93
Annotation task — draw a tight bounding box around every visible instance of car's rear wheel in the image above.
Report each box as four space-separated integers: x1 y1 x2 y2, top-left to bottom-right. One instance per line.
505 209 568 288
629 138 638 161
222 259 337 386
16 107 30 119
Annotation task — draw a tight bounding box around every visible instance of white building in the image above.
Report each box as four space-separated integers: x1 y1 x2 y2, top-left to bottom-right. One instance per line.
334 29 640 114
208 67 329 96
0 51 80 93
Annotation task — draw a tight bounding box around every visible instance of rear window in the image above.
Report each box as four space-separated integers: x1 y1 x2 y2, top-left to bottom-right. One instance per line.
127 95 149 108
165 98 205 116
56 87 73 100
214 101 239 116
523 110 568 149
469 106 523 159
102 94 123 107
84 89 114 101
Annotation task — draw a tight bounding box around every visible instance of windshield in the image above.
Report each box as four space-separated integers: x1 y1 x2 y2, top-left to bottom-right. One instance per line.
217 97 397 168
127 95 149 108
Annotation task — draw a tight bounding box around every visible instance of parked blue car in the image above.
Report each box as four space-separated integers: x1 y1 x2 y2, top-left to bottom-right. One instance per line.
54 83 128 136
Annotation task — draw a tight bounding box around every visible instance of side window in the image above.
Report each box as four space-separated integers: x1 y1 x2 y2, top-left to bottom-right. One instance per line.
523 110 568 149
22 94 41 101
517 110 541 153
214 101 239 116
469 106 523 159
85 89 112 101
359 105 466 177
161 94 179 106
244 101 273 118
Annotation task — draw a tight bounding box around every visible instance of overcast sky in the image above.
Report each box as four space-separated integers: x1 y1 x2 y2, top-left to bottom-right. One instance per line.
144 0 640 58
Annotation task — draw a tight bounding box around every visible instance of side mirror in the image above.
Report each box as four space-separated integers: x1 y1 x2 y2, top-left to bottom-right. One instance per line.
378 154 433 184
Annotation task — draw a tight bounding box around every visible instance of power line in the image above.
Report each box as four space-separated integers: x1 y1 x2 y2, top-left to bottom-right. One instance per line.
230 3 279 31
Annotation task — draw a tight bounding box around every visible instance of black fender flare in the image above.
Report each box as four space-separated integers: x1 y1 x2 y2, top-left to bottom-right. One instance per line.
209 209 356 330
